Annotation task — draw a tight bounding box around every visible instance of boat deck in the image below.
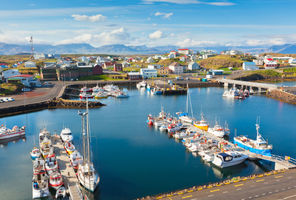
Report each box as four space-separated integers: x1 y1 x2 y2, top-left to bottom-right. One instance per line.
52 135 83 200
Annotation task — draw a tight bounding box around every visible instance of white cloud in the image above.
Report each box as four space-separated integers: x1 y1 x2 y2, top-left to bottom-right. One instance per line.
155 12 173 19
177 38 218 47
246 38 286 46
72 14 106 22
149 30 163 39
144 0 235 6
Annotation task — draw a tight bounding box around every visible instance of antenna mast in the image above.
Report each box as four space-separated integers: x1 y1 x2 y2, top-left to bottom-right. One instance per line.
30 36 34 60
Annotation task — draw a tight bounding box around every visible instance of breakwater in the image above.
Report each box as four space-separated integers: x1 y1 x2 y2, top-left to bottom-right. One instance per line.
266 89 296 104
0 98 104 118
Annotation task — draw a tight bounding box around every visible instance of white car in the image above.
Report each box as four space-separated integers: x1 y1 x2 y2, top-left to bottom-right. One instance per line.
7 97 14 102
1 98 9 102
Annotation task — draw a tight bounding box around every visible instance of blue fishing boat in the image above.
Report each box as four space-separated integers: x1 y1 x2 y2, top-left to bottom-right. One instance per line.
234 124 272 156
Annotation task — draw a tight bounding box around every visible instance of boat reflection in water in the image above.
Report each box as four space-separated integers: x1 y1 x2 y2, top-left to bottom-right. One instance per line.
0 135 26 148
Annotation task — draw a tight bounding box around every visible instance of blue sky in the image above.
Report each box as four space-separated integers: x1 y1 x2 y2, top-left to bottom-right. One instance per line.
0 0 295 47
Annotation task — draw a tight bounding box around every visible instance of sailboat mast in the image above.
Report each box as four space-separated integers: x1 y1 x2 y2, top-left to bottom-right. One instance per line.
186 84 189 113
86 99 91 164
82 113 86 165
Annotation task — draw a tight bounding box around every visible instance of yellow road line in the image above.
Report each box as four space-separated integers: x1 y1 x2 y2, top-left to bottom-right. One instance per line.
234 184 244 187
256 179 264 182
182 195 192 199
178 192 184 195
210 189 220 192
258 174 264 178
225 182 230 184
187 190 193 193
197 187 203 191
275 175 283 178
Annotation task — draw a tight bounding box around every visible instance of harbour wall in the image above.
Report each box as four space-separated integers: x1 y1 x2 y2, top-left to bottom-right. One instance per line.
266 89 296 104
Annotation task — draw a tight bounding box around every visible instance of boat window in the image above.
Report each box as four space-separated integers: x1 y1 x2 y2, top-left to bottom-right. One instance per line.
224 156 233 162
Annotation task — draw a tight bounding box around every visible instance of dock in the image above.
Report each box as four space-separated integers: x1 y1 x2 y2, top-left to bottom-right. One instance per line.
52 135 83 200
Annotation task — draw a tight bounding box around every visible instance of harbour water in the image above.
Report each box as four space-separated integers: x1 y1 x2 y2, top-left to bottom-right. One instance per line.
0 86 296 200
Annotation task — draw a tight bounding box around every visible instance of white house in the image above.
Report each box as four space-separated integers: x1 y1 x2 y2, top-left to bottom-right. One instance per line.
178 49 193 55
140 68 158 79
2 69 20 79
242 62 259 70
264 61 278 69
253 59 264 66
8 74 41 87
146 57 154 63
24 61 36 68
80 56 90 64
148 64 163 69
168 51 177 58
121 61 131 68
34 53 46 59
169 62 183 74
187 62 200 70
289 58 296 66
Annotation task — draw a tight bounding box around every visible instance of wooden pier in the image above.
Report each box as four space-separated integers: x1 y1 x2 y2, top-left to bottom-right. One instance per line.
52 135 83 200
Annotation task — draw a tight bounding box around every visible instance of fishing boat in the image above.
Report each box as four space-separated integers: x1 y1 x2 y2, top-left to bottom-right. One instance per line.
70 150 83 170
60 127 73 143
49 171 64 190
159 124 167 132
114 91 129 98
55 186 66 199
222 88 239 98
77 100 100 192
152 87 162 95
208 121 226 138
233 124 272 156
92 85 104 93
194 114 209 131
103 84 119 92
32 158 50 199
64 141 75 155
30 147 41 160
147 115 154 126
94 92 108 99
45 153 59 174
0 125 25 140
212 151 248 168
80 86 92 93
79 92 93 99
40 135 53 159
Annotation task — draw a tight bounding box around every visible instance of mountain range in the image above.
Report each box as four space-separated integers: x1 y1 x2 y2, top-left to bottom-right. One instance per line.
0 42 296 55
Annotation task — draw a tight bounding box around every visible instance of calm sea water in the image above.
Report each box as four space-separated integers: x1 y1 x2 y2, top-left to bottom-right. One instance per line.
0 85 296 200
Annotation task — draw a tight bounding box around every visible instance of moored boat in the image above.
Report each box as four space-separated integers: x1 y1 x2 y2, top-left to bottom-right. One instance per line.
233 124 272 156
49 171 64 190
212 151 248 168
194 114 209 131
64 141 75 155
0 125 25 140
208 121 226 138
60 127 73 143
30 147 41 160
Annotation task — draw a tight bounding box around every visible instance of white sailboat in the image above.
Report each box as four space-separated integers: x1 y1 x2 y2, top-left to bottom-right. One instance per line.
77 100 100 192
177 84 195 124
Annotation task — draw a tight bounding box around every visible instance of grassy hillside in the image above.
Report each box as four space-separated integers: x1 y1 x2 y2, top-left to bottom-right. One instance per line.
0 83 23 95
198 55 243 69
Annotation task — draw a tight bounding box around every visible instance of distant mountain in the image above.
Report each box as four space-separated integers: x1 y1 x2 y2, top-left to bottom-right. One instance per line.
0 42 296 55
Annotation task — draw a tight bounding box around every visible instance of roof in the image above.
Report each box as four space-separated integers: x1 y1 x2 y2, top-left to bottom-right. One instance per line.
169 62 180 67
128 72 141 75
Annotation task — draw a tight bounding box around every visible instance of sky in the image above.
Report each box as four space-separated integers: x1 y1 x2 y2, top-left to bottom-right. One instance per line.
0 0 295 47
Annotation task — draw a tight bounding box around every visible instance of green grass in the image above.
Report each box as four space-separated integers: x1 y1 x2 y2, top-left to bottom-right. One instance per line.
283 67 296 73
123 67 140 72
0 83 22 95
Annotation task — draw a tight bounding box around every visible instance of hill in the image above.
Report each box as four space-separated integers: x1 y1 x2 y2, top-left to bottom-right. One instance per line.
198 55 244 69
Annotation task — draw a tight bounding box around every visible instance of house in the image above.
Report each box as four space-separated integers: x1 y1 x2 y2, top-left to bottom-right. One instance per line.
121 61 131 68
146 57 154 63
242 62 259 70
44 62 58 68
2 69 20 80
169 62 183 74
289 58 296 66
80 56 90 64
34 53 46 59
169 51 177 58
148 64 163 69
113 63 123 72
211 70 224 75
127 72 142 80
264 61 278 69
140 68 157 79
253 59 264 66
187 62 200 70
24 61 36 68
178 49 193 55
103 61 115 69
93 64 103 75
8 74 41 87
179 55 188 62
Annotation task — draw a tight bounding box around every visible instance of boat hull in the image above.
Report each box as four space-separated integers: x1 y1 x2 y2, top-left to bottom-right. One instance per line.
233 138 272 156
0 130 25 140
194 124 209 131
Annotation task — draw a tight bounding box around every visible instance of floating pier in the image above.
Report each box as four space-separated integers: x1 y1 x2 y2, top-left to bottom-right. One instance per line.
52 135 84 200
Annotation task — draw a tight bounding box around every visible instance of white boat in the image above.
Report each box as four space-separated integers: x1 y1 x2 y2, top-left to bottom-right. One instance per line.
30 147 41 160
114 91 129 98
159 125 167 132
136 81 147 88
92 85 104 93
49 171 64 190
55 186 66 199
60 128 73 143
39 128 51 145
70 150 83 171
223 88 239 98
80 92 93 99
40 136 53 159
212 151 248 168
80 86 92 93
0 125 25 140
77 100 100 192
45 153 59 175
103 84 119 92
32 159 50 199
208 122 226 138
177 85 195 124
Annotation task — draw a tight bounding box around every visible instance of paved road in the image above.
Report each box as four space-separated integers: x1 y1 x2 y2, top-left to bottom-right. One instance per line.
157 169 296 200
0 82 65 109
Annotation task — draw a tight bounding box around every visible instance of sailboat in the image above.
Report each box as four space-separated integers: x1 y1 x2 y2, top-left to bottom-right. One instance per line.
176 84 195 124
77 99 100 192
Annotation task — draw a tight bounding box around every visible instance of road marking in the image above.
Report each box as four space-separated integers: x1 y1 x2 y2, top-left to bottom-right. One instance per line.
275 175 283 178
208 194 214 197
275 190 279 192
236 188 242 191
269 191 272 194
288 177 292 179
256 179 264 182
254 195 259 197
178 192 184 195
187 190 193 193
181 195 192 199
223 191 228 194
248 197 252 199
281 188 286 191
262 193 266 196
210 189 220 193
234 184 244 187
